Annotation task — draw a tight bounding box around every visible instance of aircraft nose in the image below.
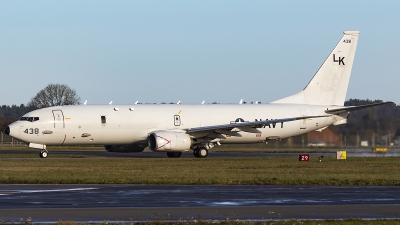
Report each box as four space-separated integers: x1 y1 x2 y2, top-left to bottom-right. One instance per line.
4 126 10 135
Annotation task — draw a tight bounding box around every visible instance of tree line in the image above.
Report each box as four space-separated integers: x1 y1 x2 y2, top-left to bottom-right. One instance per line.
334 98 400 146
0 104 30 118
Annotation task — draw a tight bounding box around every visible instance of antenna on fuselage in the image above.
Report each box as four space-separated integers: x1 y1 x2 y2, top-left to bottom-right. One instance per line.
177 101 181 104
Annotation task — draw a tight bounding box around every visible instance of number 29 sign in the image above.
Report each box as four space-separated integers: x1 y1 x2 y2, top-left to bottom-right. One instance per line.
299 154 309 162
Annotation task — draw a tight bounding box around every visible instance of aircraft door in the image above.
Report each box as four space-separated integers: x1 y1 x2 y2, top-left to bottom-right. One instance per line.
299 109 307 129
174 115 181 126
52 110 65 129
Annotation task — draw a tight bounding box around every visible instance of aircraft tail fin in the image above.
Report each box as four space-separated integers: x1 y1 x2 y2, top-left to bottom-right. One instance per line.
272 31 360 106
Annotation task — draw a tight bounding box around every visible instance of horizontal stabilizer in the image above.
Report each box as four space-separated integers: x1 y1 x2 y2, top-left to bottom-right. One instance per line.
325 101 394 114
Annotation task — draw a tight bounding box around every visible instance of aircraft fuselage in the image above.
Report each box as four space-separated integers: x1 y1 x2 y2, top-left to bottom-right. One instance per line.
6 104 336 146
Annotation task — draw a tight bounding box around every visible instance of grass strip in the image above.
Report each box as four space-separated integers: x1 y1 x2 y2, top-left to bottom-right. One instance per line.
0 157 399 185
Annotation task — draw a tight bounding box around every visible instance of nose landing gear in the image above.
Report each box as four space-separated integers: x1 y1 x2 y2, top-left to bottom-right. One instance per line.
39 149 48 158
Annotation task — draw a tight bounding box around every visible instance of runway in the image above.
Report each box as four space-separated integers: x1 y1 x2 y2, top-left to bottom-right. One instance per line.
1 148 400 158
0 185 400 223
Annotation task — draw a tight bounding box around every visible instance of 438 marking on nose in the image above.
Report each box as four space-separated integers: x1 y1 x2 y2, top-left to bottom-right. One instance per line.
23 128 39 134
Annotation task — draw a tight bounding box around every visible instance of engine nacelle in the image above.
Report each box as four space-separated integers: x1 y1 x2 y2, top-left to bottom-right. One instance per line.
104 144 145 152
148 131 191 152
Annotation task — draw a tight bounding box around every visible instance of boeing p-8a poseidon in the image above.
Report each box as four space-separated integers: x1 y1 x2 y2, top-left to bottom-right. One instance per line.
4 31 392 158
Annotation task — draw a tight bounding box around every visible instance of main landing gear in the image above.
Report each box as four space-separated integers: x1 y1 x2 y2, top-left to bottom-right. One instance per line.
166 144 212 158
165 148 209 158
39 149 48 158
193 147 208 158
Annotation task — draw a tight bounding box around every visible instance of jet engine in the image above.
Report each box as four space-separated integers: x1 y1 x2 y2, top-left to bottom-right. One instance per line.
104 144 145 152
148 131 191 152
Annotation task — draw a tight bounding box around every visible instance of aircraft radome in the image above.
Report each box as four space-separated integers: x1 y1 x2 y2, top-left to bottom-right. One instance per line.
4 31 393 158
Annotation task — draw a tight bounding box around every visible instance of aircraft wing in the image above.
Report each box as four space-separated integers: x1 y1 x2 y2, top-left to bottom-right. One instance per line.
187 115 329 135
325 101 394 114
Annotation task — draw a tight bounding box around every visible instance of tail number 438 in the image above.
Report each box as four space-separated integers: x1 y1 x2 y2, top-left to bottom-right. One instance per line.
24 128 39 134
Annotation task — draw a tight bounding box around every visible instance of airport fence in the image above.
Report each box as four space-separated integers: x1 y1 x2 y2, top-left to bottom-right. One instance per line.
0 132 26 146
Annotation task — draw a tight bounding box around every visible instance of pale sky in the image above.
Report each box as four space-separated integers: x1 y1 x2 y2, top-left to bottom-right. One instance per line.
1 1 399 106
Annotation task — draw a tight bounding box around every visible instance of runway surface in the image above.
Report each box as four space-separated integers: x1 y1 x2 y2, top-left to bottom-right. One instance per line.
1 148 400 158
0 185 400 223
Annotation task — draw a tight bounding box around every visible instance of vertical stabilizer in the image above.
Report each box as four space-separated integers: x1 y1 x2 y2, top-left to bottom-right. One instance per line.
272 31 359 106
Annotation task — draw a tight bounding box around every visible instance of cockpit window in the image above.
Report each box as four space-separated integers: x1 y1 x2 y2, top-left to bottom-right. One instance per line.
21 117 39 122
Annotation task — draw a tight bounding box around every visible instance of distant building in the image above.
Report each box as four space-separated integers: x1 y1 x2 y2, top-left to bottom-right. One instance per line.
308 128 341 146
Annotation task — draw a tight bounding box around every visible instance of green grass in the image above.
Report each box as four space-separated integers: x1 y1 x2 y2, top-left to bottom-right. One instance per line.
0 156 399 185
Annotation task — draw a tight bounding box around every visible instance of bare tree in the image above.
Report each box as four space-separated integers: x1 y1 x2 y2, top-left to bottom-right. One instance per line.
27 84 81 109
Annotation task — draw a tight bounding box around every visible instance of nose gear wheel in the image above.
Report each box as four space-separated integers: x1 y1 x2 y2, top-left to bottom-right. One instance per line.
39 149 48 158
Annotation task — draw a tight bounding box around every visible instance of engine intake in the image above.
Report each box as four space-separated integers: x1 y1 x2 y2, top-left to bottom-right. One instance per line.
148 131 191 152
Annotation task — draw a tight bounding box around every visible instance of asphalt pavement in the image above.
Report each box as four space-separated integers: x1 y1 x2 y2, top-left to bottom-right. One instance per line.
0 185 399 223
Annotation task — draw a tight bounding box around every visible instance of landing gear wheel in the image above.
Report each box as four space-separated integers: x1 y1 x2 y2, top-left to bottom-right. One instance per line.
193 148 199 157
198 147 208 158
194 147 208 158
39 150 48 158
167 152 182 158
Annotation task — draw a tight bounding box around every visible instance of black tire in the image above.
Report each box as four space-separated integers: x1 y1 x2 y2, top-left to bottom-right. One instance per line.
167 152 182 158
40 150 48 158
194 147 208 158
198 147 208 158
193 148 199 157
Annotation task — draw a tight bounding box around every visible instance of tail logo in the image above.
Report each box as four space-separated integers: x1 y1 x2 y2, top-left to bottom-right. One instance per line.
333 54 345 65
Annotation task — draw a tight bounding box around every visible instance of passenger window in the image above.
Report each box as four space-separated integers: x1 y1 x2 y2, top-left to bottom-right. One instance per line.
34 117 39 121
27 117 33 122
101 116 106 124
20 117 28 121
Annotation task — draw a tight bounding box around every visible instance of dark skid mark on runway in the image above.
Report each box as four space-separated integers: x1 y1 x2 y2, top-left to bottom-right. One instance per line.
1 185 400 222
1 185 400 209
